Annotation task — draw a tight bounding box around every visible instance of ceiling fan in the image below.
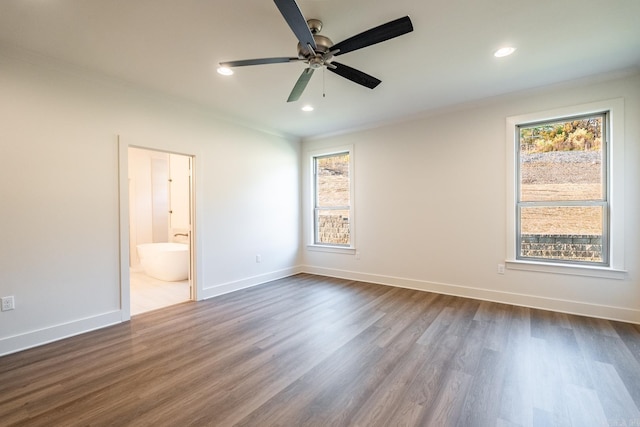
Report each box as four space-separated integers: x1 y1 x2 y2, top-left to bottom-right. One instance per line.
219 0 413 102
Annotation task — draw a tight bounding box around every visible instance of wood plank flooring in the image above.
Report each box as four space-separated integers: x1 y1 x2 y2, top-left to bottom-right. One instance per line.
1 273 639 426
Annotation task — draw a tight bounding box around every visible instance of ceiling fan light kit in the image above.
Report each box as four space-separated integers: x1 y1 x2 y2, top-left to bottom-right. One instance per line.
219 0 413 102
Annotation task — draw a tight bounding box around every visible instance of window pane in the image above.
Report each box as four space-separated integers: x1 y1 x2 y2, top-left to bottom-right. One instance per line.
520 117 603 202
520 205 603 262
316 153 350 207
316 209 350 245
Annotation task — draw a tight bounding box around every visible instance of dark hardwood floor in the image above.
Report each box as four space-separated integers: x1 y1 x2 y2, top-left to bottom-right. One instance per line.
2 273 640 426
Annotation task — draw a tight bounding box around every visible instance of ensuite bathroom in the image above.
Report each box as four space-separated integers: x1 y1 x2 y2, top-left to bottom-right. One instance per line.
128 147 192 315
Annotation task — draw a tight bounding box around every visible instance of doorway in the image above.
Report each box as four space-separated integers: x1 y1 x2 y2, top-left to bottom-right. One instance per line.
127 147 194 315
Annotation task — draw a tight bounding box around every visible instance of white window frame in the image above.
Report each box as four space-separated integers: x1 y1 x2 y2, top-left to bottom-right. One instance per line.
505 99 626 279
307 145 356 254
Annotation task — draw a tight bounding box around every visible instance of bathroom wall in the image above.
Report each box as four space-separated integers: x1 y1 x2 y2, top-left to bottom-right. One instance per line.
169 153 191 240
129 147 160 266
0 49 301 355
128 148 190 267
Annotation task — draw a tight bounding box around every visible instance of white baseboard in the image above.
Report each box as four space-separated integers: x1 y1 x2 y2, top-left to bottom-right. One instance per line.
4 265 634 357
0 267 304 357
200 266 304 300
0 310 122 357
301 265 640 325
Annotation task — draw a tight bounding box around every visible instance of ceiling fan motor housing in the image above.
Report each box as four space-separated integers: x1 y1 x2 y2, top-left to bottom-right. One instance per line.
297 19 334 64
298 35 334 63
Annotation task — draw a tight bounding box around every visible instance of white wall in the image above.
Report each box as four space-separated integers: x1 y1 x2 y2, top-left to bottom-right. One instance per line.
0 51 301 355
302 72 640 323
0 48 637 357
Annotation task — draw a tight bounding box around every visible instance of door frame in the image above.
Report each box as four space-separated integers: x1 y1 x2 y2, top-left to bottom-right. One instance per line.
117 137 198 321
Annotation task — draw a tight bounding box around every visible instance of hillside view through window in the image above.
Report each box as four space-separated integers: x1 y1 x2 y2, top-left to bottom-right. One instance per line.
518 114 606 264
314 152 351 246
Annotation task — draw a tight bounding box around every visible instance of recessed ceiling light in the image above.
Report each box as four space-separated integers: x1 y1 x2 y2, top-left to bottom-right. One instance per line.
302 105 314 112
494 47 516 58
217 66 234 76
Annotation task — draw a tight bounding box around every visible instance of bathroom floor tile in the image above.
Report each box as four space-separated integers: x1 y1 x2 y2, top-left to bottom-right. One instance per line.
130 271 190 315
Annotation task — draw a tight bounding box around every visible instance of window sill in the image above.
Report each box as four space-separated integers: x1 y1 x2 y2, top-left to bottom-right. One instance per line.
307 245 356 255
505 260 627 280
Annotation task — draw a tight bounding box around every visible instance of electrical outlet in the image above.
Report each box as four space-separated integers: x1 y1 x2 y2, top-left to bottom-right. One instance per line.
497 264 505 275
256 254 262 263
1 296 15 311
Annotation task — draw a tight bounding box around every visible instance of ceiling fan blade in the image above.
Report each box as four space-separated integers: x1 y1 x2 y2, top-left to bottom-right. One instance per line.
287 68 314 102
274 0 317 51
331 16 413 56
327 62 381 89
220 57 301 67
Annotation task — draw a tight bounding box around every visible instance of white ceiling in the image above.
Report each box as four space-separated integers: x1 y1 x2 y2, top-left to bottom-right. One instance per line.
1 0 639 139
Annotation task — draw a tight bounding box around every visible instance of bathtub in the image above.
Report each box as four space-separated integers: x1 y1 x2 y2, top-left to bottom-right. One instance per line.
136 242 189 281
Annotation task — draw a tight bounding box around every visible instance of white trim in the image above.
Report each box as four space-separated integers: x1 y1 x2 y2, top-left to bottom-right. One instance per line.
200 266 303 300
306 245 356 255
505 260 626 280
117 137 131 321
2 265 636 356
301 266 640 324
0 265 303 356
0 311 122 357
505 98 625 276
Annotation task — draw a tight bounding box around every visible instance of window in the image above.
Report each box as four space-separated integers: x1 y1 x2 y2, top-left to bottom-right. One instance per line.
312 149 352 247
506 99 625 278
517 113 607 265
